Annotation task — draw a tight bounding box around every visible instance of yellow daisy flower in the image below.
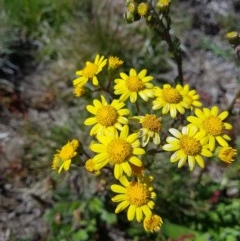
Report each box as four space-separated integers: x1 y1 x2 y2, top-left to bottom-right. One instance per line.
187 106 232 151
114 68 154 103
52 139 79 173
152 84 191 118
134 114 162 146
90 125 145 179
181 84 202 109
137 2 149 17
111 175 156 222
163 126 212 171
217 146 237 164
143 214 163 232
108 56 124 70
73 54 107 86
84 95 130 136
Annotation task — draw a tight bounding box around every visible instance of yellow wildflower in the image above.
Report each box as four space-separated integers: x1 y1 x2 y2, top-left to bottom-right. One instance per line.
163 126 212 171
90 125 145 179
143 214 163 232
73 54 107 86
217 146 237 164
187 106 232 151
84 95 129 136
52 139 79 173
111 175 156 222
114 68 154 103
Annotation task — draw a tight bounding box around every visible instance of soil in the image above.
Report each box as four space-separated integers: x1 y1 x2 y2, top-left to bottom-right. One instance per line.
0 0 240 240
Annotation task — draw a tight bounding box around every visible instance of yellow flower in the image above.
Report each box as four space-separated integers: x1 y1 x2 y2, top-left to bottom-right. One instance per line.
152 84 191 118
111 175 156 222
52 139 79 173
127 2 136 14
73 84 85 97
134 114 162 146
157 0 171 10
143 214 163 232
137 3 148 17
108 56 124 70
73 54 107 86
217 146 237 164
226 31 239 40
90 125 145 179
187 106 232 151
114 68 154 103
163 126 212 171
85 158 100 175
181 84 202 109
84 95 130 136
225 31 240 45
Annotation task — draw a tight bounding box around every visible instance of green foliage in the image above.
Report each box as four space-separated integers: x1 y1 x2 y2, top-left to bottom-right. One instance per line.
45 196 117 241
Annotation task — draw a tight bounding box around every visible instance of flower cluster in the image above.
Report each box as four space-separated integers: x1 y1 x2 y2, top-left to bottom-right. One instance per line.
51 50 237 232
51 0 237 234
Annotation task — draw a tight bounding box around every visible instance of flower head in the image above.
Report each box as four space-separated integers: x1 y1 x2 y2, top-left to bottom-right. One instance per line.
90 125 145 179
111 175 156 222
52 139 79 173
217 146 237 164
181 84 202 109
73 84 85 97
134 114 162 146
108 56 124 70
137 3 149 17
157 0 171 12
187 106 232 151
143 214 163 232
84 95 130 136
114 68 154 103
152 84 191 118
85 158 100 175
163 126 212 171
73 54 107 86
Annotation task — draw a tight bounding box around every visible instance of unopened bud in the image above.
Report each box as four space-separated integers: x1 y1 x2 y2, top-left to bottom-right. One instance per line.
124 12 135 23
226 31 240 46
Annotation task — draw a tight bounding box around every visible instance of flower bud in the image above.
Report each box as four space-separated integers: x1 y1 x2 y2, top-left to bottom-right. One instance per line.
137 2 149 17
226 31 240 46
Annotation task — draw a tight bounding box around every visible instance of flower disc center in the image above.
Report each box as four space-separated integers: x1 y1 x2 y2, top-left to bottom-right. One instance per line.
163 87 182 103
142 114 161 132
180 135 202 156
107 138 133 164
126 182 150 206
96 106 118 127
126 76 144 92
82 63 98 78
203 116 223 135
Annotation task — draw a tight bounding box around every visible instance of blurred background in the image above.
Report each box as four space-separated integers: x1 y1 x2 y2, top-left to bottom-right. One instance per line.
0 0 240 240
